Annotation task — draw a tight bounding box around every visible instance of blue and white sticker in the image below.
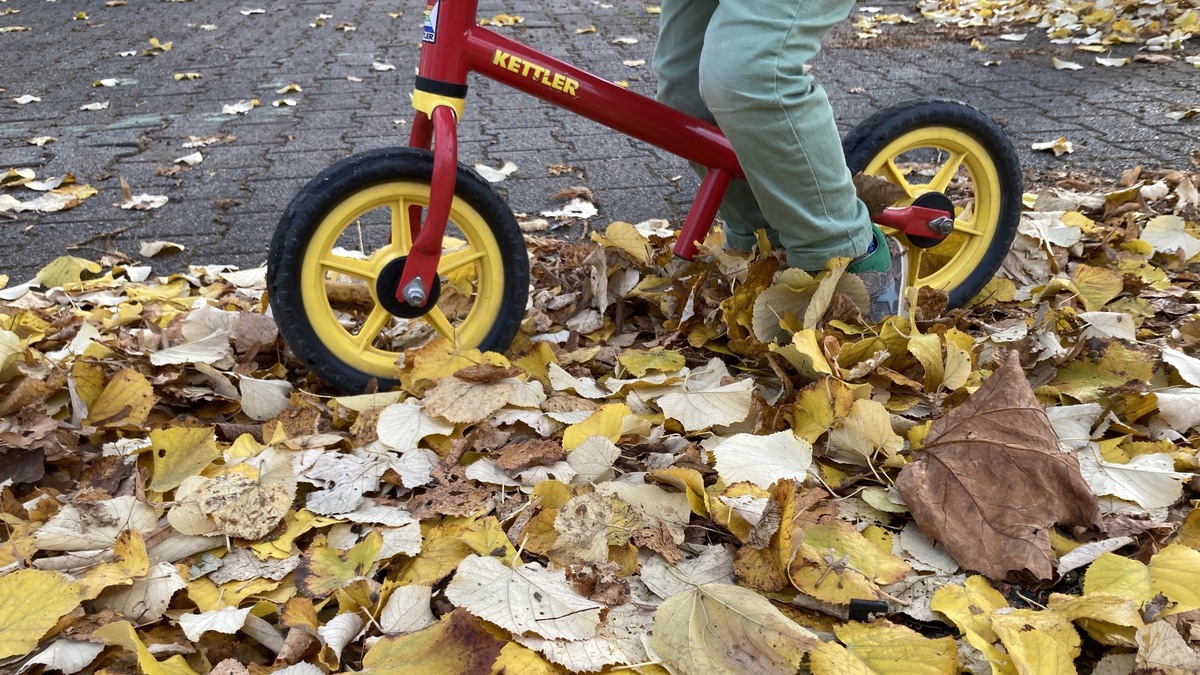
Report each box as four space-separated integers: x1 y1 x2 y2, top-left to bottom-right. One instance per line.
422 1 440 43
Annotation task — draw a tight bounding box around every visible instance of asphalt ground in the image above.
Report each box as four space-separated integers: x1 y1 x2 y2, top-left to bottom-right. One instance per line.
1 0 1198 280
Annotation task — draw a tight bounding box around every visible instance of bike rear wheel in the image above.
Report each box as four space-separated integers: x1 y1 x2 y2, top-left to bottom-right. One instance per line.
843 100 1023 309
268 148 529 393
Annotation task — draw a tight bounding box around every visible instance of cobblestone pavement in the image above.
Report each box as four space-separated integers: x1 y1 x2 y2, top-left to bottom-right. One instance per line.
1 0 1197 280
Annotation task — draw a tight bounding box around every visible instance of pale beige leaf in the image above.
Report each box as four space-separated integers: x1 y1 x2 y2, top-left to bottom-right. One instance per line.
445 554 603 641
1078 446 1189 509
179 606 251 642
379 585 435 635
711 430 813 489
641 545 735 600
548 363 610 399
566 435 621 484
238 376 292 421
93 561 185 622
658 378 753 432
35 496 159 551
18 639 104 674
515 603 654 671
1162 347 1200 387
1136 621 1200 674
376 399 455 450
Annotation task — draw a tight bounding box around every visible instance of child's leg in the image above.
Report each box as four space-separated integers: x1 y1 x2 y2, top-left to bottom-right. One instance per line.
653 0 778 253
697 0 874 271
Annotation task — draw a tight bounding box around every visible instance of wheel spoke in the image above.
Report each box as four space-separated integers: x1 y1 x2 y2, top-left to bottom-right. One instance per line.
881 159 918 199
439 246 486 275
319 254 375 280
353 305 391 353
392 200 415 252
952 219 984 237
421 306 457 343
910 247 925 285
928 151 967 194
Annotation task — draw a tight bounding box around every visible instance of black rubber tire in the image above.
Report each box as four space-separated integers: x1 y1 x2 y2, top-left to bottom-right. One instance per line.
267 148 529 394
842 100 1023 309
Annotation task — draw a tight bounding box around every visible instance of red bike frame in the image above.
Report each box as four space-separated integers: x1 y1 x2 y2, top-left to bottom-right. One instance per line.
395 0 949 308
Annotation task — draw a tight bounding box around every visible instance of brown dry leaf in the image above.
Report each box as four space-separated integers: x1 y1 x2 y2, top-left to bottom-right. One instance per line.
896 351 1102 582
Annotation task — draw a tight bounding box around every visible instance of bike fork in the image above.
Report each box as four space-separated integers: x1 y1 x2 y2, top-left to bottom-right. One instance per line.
397 105 457 308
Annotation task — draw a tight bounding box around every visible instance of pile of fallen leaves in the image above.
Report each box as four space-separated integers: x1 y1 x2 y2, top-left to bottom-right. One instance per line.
918 0 1200 49
0 164 1199 674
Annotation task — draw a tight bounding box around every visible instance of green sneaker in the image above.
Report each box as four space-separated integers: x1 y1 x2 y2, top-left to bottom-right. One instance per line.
852 228 908 323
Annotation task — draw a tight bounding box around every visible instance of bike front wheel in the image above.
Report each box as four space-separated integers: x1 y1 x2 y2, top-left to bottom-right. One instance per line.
267 148 529 393
843 100 1023 309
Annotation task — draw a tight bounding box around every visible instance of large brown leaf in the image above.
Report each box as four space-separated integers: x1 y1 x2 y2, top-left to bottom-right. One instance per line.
896 351 1101 583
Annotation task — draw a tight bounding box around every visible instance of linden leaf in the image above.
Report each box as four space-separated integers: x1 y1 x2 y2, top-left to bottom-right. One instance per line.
238 376 292 421
1154 388 1200 431
0 570 86 659
361 609 504 675
993 609 1081 674
1084 553 1153 606
376 399 454 451
658 378 753 432
814 621 960 674
1140 214 1200 259
18 639 104 675
296 531 383 598
590 220 651 264
565 435 621 483
421 375 514 423
562 403 631 450
710 430 813 489
178 606 251 642
1047 592 1144 647
35 496 160 551
1161 347 1200 387
93 562 186 622
1071 263 1124 311
651 583 818 674
1135 621 1200 673
148 426 222 493
84 368 156 428
36 256 101 288
92 621 199 675
195 470 294 540
642 545 735 600
378 585 435 635
618 347 685 377
1077 446 1190 509
789 520 912 605
514 603 655 672
896 351 1101 582
827 398 904 464
445 554 603 641
549 492 643 564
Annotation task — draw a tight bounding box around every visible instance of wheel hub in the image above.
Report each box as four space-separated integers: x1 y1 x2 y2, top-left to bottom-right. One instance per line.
375 255 441 318
908 192 957 248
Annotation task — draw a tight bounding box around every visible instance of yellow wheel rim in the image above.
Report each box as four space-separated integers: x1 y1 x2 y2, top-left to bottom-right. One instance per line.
860 126 1003 293
299 182 506 380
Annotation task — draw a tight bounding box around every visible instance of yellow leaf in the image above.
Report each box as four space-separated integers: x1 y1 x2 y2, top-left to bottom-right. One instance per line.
1071 264 1125 311
563 403 631 450
828 398 904 463
459 516 519 564
296 530 383 598
362 609 505 674
1084 552 1152 606
422 375 514 424
394 519 475 586
399 338 509 394
590 221 651 264
36 255 101 288
789 521 911 605
647 467 709 517
1048 592 1143 647
186 575 281 613
815 621 959 674
490 642 564 674
251 509 339 559
931 576 1009 643
1175 509 1200 550
907 327 944 386
652 583 817 673
93 621 198 675
0 569 86 659
79 529 151 599
618 347 685 377
943 340 973 391
790 377 859 443
1147 544 1200 614
147 426 221 492
84 368 156 428
771 329 833 378
992 609 1081 674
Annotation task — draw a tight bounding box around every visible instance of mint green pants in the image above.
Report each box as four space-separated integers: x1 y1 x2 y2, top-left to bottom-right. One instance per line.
653 0 873 270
